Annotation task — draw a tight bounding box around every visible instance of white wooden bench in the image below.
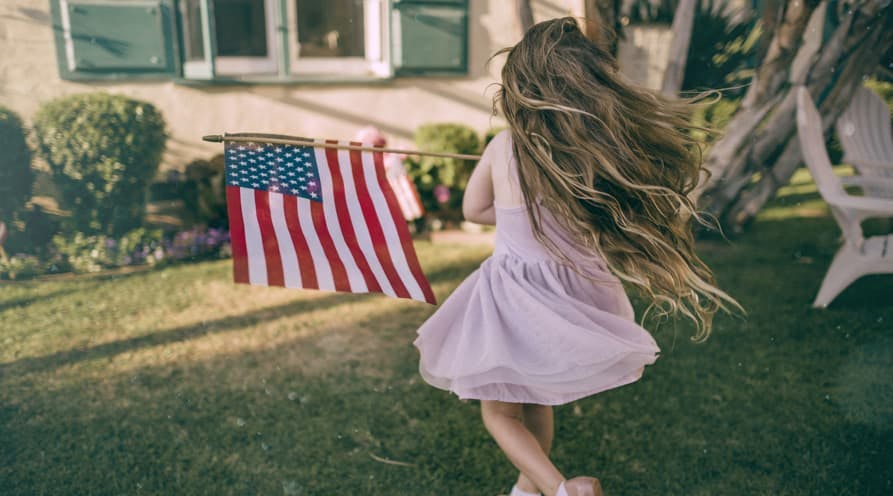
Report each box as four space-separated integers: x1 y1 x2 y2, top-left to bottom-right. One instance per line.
835 85 893 197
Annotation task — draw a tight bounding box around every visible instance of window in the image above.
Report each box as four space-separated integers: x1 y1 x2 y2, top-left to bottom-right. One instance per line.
180 0 279 77
214 0 278 74
49 0 469 82
288 0 390 77
295 0 365 57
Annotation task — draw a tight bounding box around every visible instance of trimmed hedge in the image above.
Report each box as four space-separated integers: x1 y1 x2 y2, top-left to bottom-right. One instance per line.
0 106 34 220
406 123 481 221
32 92 166 236
183 154 227 228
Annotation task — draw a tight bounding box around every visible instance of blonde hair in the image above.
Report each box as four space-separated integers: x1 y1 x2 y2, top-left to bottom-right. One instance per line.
495 17 743 341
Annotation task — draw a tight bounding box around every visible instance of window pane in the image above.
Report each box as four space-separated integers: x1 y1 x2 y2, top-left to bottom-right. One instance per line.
296 0 364 57
215 0 268 57
180 0 204 61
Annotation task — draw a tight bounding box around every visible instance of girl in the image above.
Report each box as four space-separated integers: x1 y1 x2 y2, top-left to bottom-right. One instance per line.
412 17 741 496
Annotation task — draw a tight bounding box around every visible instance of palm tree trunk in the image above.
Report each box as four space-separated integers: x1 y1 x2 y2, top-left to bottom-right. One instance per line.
661 0 697 95
695 0 893 233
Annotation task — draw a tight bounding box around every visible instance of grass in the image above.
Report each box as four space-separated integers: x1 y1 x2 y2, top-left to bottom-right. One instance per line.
1 168 892 495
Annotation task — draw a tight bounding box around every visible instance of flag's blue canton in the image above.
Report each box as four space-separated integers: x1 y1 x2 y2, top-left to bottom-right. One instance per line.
224 141 323 202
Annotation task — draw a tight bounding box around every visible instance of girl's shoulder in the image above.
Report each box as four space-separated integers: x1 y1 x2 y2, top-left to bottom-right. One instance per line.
486 130 517 174
483 129 512 158
488 130 524 205
491 128 511 143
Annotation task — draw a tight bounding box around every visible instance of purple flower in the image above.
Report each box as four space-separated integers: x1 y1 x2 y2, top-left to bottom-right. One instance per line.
433 184 450 204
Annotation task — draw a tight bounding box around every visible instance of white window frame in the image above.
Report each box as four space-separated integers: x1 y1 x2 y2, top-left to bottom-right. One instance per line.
182 0 280 77
287 0 391 78
215 0 279 75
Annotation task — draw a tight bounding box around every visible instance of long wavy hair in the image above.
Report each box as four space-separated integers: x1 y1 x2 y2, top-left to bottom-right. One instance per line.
495 16 743 340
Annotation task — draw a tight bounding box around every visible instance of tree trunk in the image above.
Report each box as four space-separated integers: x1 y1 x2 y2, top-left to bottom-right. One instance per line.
518 0 535 34
695 0 893 233
754 0 784 66
661 0 697 95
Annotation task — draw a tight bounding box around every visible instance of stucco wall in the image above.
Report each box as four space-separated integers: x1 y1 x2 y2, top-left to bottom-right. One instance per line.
616 24 674 91
0 0 590 171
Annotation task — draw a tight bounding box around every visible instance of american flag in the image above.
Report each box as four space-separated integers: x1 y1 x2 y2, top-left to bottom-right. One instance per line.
224 139 436 304
384 154 425 221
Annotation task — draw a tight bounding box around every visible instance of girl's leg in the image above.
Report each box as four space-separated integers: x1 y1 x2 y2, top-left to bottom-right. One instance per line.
480 400 565 496
514 403 555 493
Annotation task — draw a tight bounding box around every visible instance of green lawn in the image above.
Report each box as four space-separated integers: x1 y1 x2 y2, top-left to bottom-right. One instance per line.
1 169 892 495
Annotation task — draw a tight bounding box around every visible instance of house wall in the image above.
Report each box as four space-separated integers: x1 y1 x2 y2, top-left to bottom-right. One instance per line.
0 0 587 171
617 25 674 91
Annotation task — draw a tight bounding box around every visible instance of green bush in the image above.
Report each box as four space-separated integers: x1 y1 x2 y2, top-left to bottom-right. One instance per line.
406 123 481 223
183 154 227 228
0 106 34 220
682 0 760 98
32 92 167 236
690 97 741 143
0 254 44 281
51 227 164 274
4 205 60 256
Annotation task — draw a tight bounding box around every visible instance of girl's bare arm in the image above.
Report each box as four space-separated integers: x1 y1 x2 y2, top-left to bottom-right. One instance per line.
462 145 496 225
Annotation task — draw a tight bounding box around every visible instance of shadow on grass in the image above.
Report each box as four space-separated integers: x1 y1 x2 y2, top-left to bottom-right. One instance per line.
0 256 481 377
0 304 474 494
3 201 892 495
0 288 82 313
2 273 891 495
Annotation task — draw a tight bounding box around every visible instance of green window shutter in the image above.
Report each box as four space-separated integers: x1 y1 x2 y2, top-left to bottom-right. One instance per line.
391 0 468 76
50 0 180 80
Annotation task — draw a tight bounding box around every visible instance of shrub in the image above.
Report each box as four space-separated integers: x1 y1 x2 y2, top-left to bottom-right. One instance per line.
690 97 741 143
682 0 760 99
0 254 45 281
163 226 230 261
0 225 230 280
183 154 227 228
0 106 34 220
32 92 167 236
3 205 59 256
406 123 481 223
51 227 165 274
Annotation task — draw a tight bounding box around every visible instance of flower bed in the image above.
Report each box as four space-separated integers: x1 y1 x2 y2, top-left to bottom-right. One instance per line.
0 227 231 281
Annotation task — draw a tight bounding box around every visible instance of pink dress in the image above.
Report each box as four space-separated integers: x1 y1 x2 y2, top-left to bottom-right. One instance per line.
412 202 661 405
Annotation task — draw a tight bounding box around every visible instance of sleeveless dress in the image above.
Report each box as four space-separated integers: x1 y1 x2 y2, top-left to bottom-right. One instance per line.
412 202 661 405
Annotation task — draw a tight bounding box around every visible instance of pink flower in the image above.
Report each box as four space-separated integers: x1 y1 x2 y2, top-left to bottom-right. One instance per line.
434 184 450 204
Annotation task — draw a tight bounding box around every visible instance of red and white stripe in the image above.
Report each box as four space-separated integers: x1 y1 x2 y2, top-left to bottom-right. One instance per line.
226 140 436 304
385 155 425 221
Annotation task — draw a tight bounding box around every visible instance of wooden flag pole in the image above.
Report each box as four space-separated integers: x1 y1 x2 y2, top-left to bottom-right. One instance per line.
202 132 482 161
